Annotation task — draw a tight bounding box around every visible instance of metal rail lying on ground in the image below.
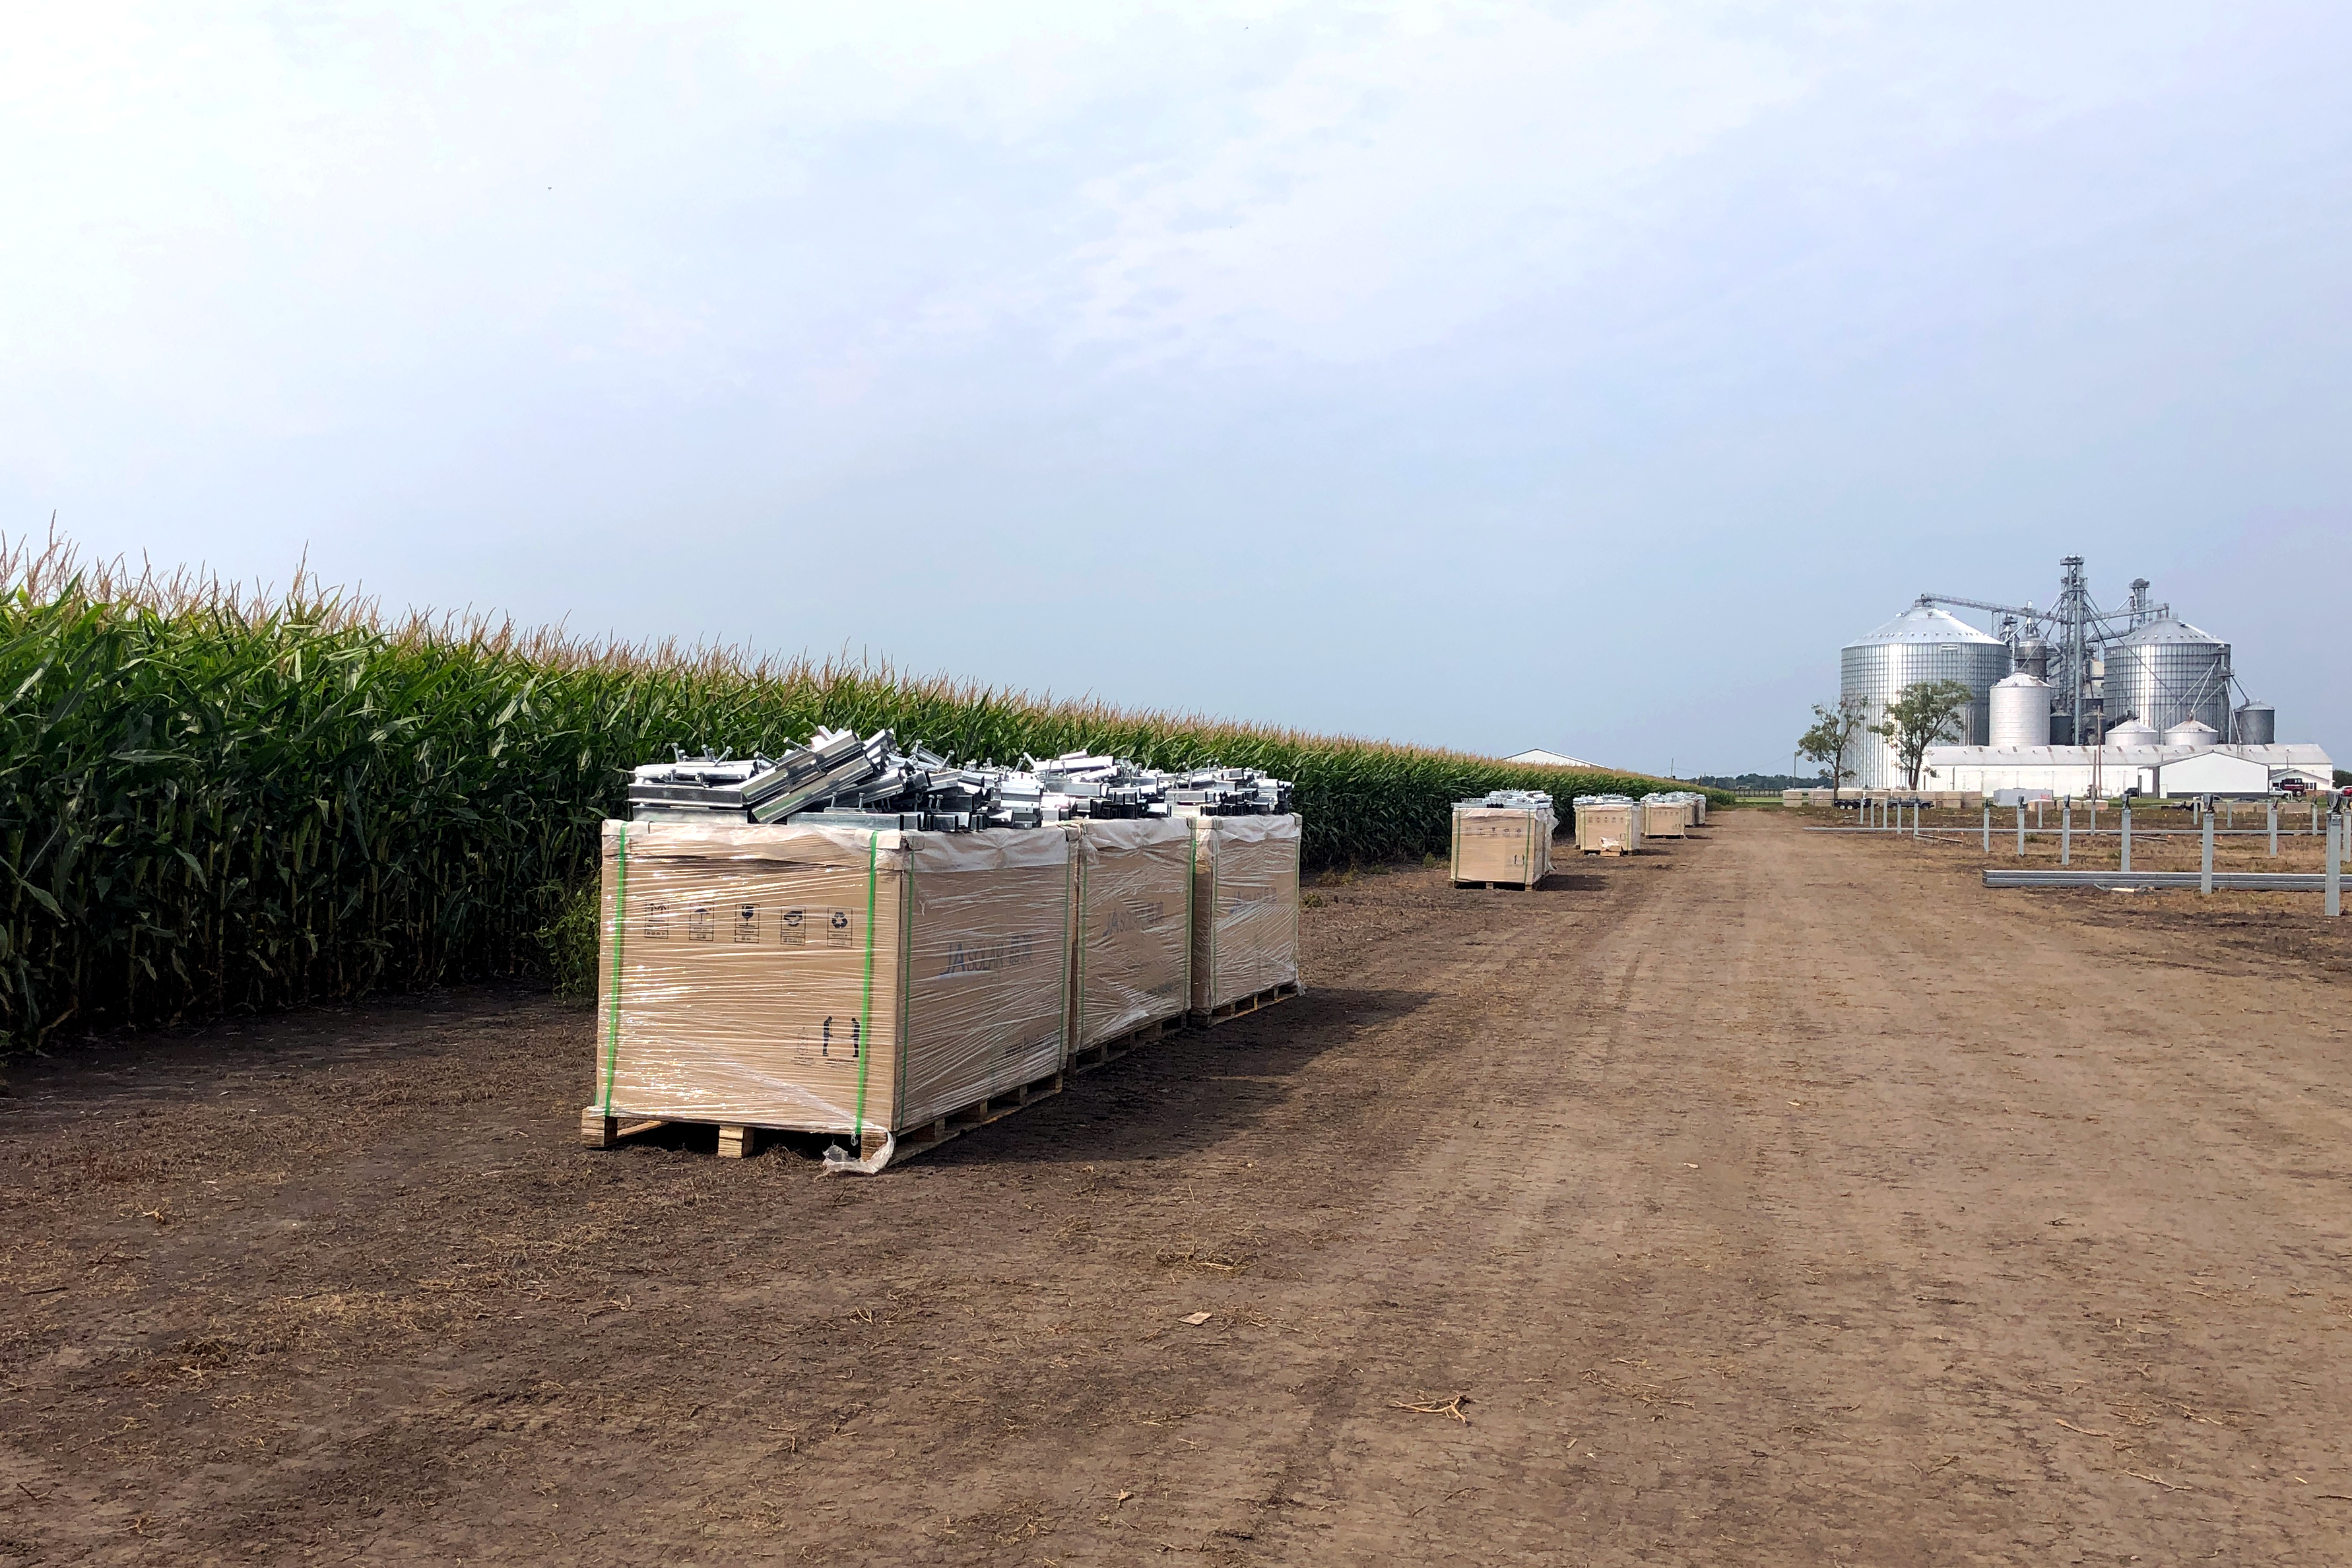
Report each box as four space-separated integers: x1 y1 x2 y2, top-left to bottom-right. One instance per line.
1983 870 2333 891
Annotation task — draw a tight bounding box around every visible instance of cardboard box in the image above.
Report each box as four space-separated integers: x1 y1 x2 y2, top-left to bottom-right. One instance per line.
1068 817 1193 1051
1187 814 1302 1012
587 820 1074 1154
1641 799 1691 837
1451 804 1554 887
1576 800 1645 854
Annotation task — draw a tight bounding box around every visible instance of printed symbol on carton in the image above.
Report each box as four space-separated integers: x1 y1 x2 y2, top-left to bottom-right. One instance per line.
645 901 673 939
1102 899 1165 938
940 932 1036 976
826 909 852 948
779 909 804 947
822 1015 861 1059
686 906 715 942
735 903 758 942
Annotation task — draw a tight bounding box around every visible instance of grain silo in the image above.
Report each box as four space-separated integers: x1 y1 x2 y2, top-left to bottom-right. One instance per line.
1988 672 2056 748
2103 617 2230 736
1841 601 2011 789
2161 718 2221 748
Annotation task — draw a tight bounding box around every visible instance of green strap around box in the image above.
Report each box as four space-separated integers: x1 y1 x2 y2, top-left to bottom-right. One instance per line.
1187 824 1198 1006
855 831 878 1148
599 824 628 1116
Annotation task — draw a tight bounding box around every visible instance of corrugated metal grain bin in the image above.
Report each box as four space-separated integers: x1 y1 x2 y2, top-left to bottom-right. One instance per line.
1067 816 1192 1054
583 820 1074 1169
1187 814 1303 1017
1451 800 1555 888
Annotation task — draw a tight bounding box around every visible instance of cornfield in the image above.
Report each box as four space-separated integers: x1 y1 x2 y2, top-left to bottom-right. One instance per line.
0 536 1698 1049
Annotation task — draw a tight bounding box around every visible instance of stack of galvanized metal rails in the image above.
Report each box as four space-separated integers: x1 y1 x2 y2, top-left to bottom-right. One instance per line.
625 731 1000 832
589 733 1299 1171
1451 789 1555 890
628 737 1294 834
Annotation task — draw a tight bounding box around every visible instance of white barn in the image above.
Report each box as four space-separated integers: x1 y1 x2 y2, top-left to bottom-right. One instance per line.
1918 742 2332 799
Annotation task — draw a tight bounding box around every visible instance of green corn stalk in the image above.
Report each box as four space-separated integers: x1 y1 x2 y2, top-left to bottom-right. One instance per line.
0 537 1702 1050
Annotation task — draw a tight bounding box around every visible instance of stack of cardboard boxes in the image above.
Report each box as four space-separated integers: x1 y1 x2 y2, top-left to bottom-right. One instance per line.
583 806 1301 1171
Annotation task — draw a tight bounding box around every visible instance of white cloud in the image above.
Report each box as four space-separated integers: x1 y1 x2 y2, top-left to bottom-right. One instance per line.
1062 3 1810 362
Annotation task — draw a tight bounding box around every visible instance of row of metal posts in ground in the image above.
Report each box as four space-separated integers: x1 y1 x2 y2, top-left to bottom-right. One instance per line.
1836 793 2343 916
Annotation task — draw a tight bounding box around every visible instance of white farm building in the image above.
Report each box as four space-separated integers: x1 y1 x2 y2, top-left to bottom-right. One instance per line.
1918 742 2333 800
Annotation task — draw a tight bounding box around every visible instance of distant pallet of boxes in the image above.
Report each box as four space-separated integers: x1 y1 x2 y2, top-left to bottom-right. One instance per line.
581 737 1300 1171
1575 795 1644 855
1451 790 1555 889
1641 791 1706 838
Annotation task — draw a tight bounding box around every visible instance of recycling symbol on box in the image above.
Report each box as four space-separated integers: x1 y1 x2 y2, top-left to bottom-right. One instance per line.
831 909 850 930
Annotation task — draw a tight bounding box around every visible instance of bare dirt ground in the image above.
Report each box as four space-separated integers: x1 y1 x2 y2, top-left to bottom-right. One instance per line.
6 812 2351 1565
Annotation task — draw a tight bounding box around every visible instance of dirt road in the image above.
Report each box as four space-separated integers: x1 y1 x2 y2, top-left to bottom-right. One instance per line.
7 814 2351 1564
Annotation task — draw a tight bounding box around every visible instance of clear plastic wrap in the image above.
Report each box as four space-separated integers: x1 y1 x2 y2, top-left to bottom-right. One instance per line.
1068 817 1194 1049
1450 804 1555 886
1187 814 1303 1012
589 820 1073 1161
1574 800 1644 854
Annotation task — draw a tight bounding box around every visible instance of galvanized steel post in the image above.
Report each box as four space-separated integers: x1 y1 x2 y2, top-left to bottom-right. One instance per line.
1982 804 1991 853
2200 808 2214 896
2121 805 2132 872
2270 799 2279 857
2060 799 2071 865
2015 804 2026 859
2330 814 2342 919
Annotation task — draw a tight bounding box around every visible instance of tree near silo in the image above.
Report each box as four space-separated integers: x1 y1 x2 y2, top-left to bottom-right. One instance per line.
1798 697 1870 803
1872 678 1973 791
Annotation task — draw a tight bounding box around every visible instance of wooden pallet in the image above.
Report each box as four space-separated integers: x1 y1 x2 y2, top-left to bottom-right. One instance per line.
890 1066 1066 1165
1190 979 1302 1028
1068 1014 1178 1074
1453 878 1536 890
579 1064 1069 1165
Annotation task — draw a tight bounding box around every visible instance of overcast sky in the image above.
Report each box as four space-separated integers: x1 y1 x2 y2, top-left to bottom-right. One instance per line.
5 2 2347 773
